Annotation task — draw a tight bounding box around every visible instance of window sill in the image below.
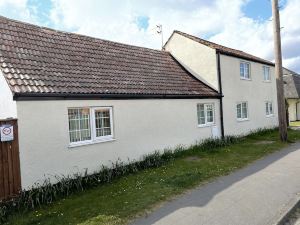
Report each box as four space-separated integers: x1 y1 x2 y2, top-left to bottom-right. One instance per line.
68 138 116 148
266 114 274 118
237 118 249 122
240 78 251 81
198 123 215 128
263 80 271 83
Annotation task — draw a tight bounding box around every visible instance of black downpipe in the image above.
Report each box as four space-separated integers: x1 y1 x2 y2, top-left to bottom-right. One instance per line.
217 51 225 138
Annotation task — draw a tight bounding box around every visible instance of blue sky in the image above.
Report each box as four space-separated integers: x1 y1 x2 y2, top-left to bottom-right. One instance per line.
0 0 299 72
243 0 272 20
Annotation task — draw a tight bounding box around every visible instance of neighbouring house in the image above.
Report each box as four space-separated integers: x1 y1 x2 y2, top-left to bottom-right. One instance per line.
164 31 278 136
0 16 222 190
283 68 300 123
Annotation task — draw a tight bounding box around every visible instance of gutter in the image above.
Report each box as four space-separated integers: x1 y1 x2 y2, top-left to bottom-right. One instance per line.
219 51 275 67
216 50 225 138
13 92 222 101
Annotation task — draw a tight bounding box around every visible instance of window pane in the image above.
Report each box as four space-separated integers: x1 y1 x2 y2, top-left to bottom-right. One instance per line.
266 102 269 115
68 108 91 143
206 104 214 123
237 104 242 119
197 104 205 125
103 128 111 136
240 63 244 78
264 67 267 80
95 109 112 137
245 64 249 78
270 103 273 114
242 103 248 118
263 67 270 81
81 129 91 141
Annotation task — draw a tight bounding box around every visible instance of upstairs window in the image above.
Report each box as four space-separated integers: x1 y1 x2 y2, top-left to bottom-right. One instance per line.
263 66 271 81
237 102 248 120
240 62 251 80
197 103 215 126
265 102 274 116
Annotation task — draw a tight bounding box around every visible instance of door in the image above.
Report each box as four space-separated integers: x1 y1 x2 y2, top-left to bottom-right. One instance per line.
0 119 21 200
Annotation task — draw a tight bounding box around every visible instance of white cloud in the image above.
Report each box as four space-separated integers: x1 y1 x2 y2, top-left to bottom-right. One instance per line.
0 0 299 72
48 0 250 51
209 0 300 73
0 0 36 23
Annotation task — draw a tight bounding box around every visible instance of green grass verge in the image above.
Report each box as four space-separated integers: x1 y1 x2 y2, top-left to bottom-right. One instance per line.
4 129 300 225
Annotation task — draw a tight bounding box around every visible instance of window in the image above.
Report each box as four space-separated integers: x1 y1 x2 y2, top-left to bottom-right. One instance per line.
236 102 248 120
265 102 274 116
93 108 113 139
240 62 251 79
68 108 91 143
68 107 114 145
263 66 270 81
197 103 215 126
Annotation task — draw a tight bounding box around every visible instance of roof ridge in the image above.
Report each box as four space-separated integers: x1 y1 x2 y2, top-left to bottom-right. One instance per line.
283 67 299 76
0 15 166 54
172 30 274 66
174 30 243 52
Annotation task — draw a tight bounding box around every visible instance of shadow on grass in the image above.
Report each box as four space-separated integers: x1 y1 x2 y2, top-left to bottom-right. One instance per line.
131 142 300 225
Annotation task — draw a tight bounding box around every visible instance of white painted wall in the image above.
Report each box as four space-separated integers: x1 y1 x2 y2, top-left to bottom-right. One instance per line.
0 70 17 119
17 98 221 188
220 55 278 135
164 35 278 136
287 99 299 122
164 33 219 91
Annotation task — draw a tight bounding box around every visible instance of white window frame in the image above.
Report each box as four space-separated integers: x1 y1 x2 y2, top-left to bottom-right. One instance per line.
240 61 251 80
68 106 114 147
236 102 249 121
197 103 215 127
263 66 271 82
92 107 114 142
265 101 274 117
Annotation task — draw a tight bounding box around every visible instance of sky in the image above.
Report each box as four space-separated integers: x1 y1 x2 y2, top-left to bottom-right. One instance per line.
0 0 299 73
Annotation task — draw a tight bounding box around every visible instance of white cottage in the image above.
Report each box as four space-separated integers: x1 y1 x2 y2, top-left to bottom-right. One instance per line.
283 68 300 123
164 31 279 136
0 17 222 190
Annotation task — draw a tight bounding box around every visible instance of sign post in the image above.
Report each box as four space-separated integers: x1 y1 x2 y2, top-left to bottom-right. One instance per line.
0 124 14 142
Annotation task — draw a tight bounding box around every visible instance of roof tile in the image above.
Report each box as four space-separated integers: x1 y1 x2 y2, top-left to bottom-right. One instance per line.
0 16 219 98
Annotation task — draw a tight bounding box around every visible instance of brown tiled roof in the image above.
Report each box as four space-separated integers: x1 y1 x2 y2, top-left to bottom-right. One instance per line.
284 68 300 99
168 31 274 66
0 16 220 99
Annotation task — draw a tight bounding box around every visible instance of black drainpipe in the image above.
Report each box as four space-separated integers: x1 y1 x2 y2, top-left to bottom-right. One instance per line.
216 50 225 138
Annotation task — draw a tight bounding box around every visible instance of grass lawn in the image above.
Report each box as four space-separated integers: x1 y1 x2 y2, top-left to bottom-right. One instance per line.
5 129 300 225
290 121 300 127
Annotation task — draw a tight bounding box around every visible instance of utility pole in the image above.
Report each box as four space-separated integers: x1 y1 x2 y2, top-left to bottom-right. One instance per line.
272 0 288 142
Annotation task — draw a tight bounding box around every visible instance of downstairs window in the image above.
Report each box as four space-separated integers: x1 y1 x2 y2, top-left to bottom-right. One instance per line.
68 107 114 145
197 103 215 126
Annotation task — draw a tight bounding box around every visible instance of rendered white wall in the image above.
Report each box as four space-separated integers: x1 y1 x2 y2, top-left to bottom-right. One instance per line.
17 99 221 189
0 70 17 119
220 55 278 135
164 33 219 91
